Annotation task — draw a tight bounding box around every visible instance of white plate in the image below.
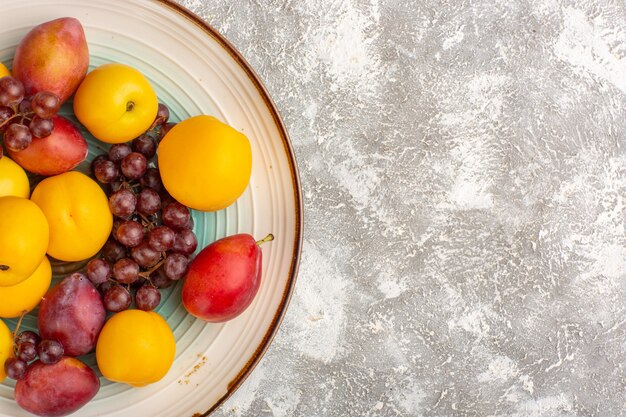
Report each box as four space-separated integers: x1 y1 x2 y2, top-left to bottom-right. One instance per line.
0 1 302 416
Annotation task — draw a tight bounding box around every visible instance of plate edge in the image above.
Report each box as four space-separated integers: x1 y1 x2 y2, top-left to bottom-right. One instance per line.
152 1 304 416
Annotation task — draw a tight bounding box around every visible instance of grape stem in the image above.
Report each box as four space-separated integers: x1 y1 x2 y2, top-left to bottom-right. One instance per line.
256 234 275 246
139 213 157 229
12 312 26 347
120 180 141 192
147 119 161 132
0 114 21 130
138 258 166 279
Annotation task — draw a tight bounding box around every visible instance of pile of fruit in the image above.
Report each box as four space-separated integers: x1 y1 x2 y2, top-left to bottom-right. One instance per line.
0 17 272 417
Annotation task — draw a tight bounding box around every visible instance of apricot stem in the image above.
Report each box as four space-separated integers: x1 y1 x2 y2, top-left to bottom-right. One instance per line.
0 265 9 271
256 234 275 246
126 101 135 112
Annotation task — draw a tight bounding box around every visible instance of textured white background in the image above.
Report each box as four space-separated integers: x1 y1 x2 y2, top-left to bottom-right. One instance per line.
177 1 625 416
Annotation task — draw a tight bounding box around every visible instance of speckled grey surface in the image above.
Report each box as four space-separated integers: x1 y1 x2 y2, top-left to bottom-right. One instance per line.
177 1 625 415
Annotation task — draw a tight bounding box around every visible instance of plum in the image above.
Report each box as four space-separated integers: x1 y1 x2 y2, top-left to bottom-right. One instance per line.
8 116 88 176
15 357 99 417
38 273 106 356
182 233 273 322
12 17 88 104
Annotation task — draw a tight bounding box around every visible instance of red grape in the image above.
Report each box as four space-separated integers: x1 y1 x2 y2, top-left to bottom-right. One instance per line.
113 258 139 284
135 285 161 311
103 284 132 312
29 116 54 138
101 239 127 263
150 269 175 289
112 219 123 239
154 103 169 127
159 191 175 209
172 228 198 255
108 181 126 194
0 77 25 106
140 168 163 192
93 159 119 184
137 188 160 216
162 202 190 229
115 220 144 247
16 342 37 362
15 331 40 347
120 152 147 180
148 226 175 252
109 189 137 219
90 155 108 174
98 280 115 295
131 242 161 268
86 258 112 285
4 123 32 151
37 340 64 365
132 134 156 159
158 122 176 141
4 358 28 380
163 253 188 280
108 143 132 163
0 106 14 129
18 98 32 113
31 91 60 118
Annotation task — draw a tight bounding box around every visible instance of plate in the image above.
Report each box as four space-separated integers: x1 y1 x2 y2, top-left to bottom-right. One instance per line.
0 1 302 416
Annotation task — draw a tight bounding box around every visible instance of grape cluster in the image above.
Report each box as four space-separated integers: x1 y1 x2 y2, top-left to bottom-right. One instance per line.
0 76 61 155
88 104 196 313
4 330 64 380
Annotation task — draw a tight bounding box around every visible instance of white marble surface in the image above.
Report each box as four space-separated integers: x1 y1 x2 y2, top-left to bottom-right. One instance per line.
177 1 625 415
